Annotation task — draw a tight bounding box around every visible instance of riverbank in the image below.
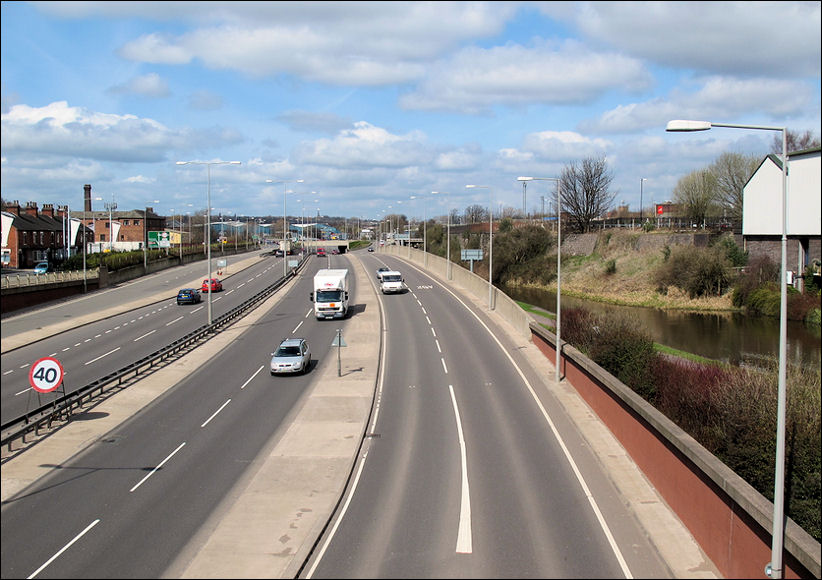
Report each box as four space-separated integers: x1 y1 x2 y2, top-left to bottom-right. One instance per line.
507 231 740 313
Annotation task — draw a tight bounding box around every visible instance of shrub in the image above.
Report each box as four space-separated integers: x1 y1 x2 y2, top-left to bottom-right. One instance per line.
654 245 733 298
604 259 616 275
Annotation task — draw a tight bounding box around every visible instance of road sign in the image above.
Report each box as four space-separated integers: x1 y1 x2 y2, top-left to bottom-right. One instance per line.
29 356 64 393
148 230 172 248
461 249 483 260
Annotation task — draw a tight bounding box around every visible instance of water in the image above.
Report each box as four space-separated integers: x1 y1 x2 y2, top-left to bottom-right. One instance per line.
503 285 821 369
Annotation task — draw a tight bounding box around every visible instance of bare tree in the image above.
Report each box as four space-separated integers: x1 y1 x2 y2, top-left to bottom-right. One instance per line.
771 129 821 154
709 152 760 221
560 156 616 232
672 169 719 225
464 204 487 224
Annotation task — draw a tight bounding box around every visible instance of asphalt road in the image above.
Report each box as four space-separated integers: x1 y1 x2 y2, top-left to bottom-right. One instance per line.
1 248 721 579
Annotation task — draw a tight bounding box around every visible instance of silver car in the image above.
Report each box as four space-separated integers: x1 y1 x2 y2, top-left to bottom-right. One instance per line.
270 338 311 375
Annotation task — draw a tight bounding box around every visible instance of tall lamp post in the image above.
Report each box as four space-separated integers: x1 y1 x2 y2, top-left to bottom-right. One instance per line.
518 177 562 382
667 119 788 579
144 200 159 271
104 195 117 253
639 178 647 226
266 178 304 277
466 184 493 309
176 160 242 325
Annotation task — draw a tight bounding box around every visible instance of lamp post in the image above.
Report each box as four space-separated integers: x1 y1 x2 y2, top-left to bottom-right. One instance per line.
267 179 304 277
667 119 788 579
466 184 493 309
176 160 242 325
640 178 647 226
144 200 159 271
518 177 562 382
104 195 117 253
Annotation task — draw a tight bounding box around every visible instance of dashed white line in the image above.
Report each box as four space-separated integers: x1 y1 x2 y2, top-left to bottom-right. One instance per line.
84 347 121 365
134 329 157 342
166 316 185 326
201 399 232 428
130 442 186 492
27 519 100 579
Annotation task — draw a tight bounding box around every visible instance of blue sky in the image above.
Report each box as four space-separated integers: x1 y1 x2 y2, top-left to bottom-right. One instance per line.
2 1 820 223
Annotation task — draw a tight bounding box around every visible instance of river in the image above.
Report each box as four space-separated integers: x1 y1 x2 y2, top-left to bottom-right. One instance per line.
503 285 821 369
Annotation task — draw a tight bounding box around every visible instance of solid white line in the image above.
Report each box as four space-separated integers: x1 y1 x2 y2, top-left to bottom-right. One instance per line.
134 329 157 342
241 366 265 389
448 384 472 554
130 441 186 492
84 347 121 365
201 399 232 427
27 519 100 579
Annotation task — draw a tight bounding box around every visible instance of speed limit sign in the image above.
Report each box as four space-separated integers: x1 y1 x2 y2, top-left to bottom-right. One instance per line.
29 357 64 393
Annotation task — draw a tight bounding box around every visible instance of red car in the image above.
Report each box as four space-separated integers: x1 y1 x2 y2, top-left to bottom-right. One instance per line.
316 248 326 257
202 278 223 293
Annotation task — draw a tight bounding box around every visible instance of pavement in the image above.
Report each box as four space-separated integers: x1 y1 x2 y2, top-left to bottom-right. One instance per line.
1 250 720 579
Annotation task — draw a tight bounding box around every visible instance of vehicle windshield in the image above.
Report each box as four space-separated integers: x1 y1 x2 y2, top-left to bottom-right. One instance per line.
275 346 301 357
383 275 401 282
316 289 343 303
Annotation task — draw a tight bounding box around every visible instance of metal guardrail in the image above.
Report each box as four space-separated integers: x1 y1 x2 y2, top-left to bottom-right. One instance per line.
1 258 305 451
1 268 100 289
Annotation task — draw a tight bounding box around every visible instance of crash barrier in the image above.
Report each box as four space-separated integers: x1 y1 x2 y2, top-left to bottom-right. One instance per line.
384 244 820 579
1 255 307 451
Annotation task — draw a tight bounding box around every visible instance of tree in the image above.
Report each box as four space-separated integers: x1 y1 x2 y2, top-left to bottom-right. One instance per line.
464 204 487 224
771 129 821 154
709 152 760 221
672 169 719 225
560 156 616 233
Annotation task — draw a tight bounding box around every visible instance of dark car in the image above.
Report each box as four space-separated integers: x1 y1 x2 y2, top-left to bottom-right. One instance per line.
177 288 202 305
367 247 374 252
202 278 223 293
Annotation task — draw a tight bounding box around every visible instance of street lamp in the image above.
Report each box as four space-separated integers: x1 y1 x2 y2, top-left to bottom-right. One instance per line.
466 184 493 309
144 200 159 271
176 160 242 325
640 178 647 225
518 176 562 383
267 178 304 277
104 195 117 253
667 119 788 579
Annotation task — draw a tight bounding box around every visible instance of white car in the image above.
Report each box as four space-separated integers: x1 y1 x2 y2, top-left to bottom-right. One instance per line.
270 338 311 375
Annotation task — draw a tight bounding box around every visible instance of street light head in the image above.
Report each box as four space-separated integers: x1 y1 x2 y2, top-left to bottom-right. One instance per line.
176 161 188 165
666 119 712 132
517 176 534 182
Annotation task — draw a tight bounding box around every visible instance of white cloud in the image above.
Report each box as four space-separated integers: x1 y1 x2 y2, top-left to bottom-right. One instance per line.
108 72 171 98
571 1 821 78
520 130 612 161
293 121 431 169
1 101 185 162
581 76 816 134
400 39 652 113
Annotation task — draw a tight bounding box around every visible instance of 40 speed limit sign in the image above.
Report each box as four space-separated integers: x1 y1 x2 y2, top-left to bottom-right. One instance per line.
29 357 65 393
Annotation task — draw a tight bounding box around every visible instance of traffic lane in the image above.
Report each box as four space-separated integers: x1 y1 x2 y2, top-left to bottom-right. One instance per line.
0 250 282 350
308 274 464 578
0 265 333 578
404 262 673 578
0 258 286 423
411 271 630 577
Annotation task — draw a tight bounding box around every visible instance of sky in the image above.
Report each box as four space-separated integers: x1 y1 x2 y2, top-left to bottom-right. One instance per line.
1 1 820 224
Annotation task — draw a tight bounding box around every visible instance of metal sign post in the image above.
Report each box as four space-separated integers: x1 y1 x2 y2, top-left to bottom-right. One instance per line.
331 329 347 376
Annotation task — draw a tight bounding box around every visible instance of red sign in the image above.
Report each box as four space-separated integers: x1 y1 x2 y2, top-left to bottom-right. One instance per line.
29 357 64 393
657 205 664 215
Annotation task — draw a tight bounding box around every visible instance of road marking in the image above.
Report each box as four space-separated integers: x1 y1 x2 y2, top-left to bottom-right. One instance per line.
201 399 231 428
130 441 186 492
84 347 121 365
448 384 472 554
441 358 448 374
166 316 185 326
27 519 100 579
241 366 265 389
134 330 157 342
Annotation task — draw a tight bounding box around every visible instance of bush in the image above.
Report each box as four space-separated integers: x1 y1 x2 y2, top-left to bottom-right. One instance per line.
654 245 733 298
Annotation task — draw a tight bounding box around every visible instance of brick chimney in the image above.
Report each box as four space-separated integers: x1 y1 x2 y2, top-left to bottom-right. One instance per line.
24 201 39 217
84 184 92 212
3 200 21 216
41 203 55 218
